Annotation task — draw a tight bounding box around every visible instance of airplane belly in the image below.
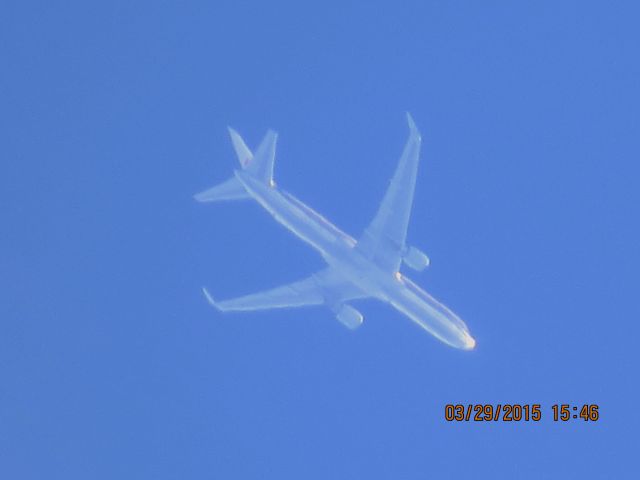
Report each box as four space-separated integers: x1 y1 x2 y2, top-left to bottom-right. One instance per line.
242 179 352 257
386 278 475 350
197 116 474 351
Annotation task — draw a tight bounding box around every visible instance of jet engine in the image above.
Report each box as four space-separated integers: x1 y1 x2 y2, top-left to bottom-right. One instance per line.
335 304 364 330
402 246 430 271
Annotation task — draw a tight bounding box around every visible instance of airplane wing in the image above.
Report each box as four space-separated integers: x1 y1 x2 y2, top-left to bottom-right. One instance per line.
203 267 367 312
356 113 422 272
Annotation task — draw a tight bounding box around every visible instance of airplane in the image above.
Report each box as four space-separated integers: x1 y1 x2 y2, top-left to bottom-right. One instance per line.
194 114 475 350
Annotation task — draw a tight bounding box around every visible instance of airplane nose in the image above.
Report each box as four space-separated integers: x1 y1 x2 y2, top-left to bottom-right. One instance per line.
461 331 476 350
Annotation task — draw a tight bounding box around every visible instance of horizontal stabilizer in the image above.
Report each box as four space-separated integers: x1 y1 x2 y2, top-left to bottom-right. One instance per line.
193 176 250 202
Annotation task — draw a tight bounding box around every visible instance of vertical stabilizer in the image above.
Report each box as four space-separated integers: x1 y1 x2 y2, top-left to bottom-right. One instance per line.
246 130 277 184
194 127 278 203
226 128 278 184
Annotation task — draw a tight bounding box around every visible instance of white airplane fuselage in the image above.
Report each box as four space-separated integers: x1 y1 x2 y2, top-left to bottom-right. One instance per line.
236 169 476 350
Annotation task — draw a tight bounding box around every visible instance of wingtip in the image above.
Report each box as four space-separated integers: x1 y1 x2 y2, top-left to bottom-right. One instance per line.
405 111 416 128
193 192 207 203
405 112 421 138
201 287 218 309
193 189 218 203
227 126 244 144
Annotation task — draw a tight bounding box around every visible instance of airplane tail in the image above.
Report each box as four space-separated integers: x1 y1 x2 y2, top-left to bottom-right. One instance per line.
194 128 278 202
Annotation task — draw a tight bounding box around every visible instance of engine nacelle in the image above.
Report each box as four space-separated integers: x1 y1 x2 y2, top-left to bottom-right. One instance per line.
335 304 364 330
402 246 430 271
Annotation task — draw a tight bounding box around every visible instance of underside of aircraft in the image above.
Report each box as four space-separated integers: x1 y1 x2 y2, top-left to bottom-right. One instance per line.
194 114 475 350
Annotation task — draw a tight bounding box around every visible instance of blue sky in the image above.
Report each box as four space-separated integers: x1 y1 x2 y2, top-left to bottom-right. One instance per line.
2 1 639 478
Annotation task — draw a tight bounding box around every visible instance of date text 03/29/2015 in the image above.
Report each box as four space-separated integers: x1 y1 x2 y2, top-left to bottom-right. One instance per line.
444 404 599 422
